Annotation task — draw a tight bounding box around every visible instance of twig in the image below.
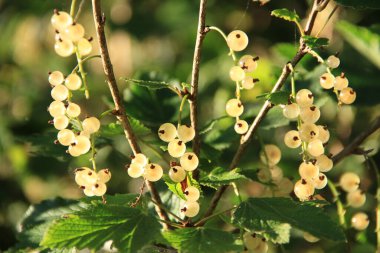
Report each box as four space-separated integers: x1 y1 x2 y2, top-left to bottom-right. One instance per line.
91 0 171 229
304 0 330 35
130 181 145 208
327 179 346 228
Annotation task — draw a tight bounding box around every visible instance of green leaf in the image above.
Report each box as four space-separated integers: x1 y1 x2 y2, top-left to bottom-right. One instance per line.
164 176 186 200
334 0 380 9
199 116 229 135
187 171 202 193
271 8 300 23
162 227 243 253
41 203 161 252
232 198 346 243
101 117 151 138
260 106 290 130
124 78 173 90
200 167 246 189
302 36 329 49
257 90 291 105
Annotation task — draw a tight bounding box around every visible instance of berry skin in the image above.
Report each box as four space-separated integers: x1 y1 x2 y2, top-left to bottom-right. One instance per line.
284 130 301 148
184 186 200 202
319 73 335 89
77 38 92 56
334 73 349 90
270 166 283 183
299 162 319 180
177 125 195 143
307 139 325 157
51 11 73 30
49 71 64 86
64 23 85 42
144 163 163 182
243 233 261 250
73 135 91 154
300 105 320 124
127 163 144 178
79 130 91 138
277 178 294 194
48 101 66 117
169 166 187 183
57 129 75 146
303 232 320 243
97 169 111 183
347 189 366 208
83 117 100 134
294 179 315 201
340 172 360 192
317 125 330 144
234 119 249 134
182 201 200 217
51 84 69 101
180 152 199 171
299 123 320 142
229 66 245 82
351 212 369 231
316 154 333 172
92 182 107 196
326 55 340 69
75 167 98 186
241 77 257 89
158 123 177 142
168 138 186 158
83 186 95 197
226 30 249 52
68 145 82 157
54 40 74 57
239 55 258 73
296 89 314 108
53 115 69 130
339 87 356 104
282 103 300 119
254 240 269 253
313 173 328 189
225 98 244 117
66 102 81 118
65 73 82 90
131 153 148 167
260 144 281 166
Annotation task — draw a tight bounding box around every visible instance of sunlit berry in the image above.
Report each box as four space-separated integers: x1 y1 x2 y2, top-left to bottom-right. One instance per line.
316 154 333 172
319 73 335 89
177 125 195 143
243 233 261 250
169 166 186 183
339 87 356 105
144 163 163 182
54 40 74 57
282 103 300 119
294 179 315 201
73 135 91 154
299 162 319 180
181 201 200 217
65 73 82 90
317 125 330 144
127 163 144 178
180 152 199 171
158 123 177 142
229 66 245 82
226 30 249 52
49 70 64 86
48 101 66 117
66 102 81 118
284 130 301 148
51 84 69 101
340 172 360 192
300 105 320 124
241 77 257 89
234 119 249 134
326 55 340 69
131 153 148 167
296 89 314 107
299 123 319 142
184 186 200 202
77 38 92 56
334 73 349 91
57 129 75 146
51 10 73 30
75 167 98 186
313 173 327 189
239 55 258 72
307 139 324 157
347 189 366 208
64 23 85 42
351 212 369 231
53 115 69 130
225 98 244 117
92 182 107 196
168 138 186 158
82 117 100 134
97 169 111 183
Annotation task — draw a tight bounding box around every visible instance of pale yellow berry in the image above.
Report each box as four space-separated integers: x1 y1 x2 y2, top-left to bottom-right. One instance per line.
234 119 249 134
77 38 92 56
351 212 369 231
127 163 144 178
299 123 319 142
53 115 69 130
282 103 300 119
169 166 186 183
144 163 163 182
239 55 258 72
92 182 107 196
229 66 245 82
97 169 111 183
225 98 244 117
54 40 74 57
294 179 315 201
158 123 177 142
131 153 148 167
182 201 200 217
75 167 98 186
300 105 320 124
168 138 186 158
180 152 199 171
317 125 330 144
184 186 200 202
51 84 69 101
64 23 85 42
177 125 195 143
299 162 319 180
347 189 366 208
48 101 66 117
326 55 340 69
57 129 75 146
316 154 333 172
243 233 261 250
83 186 95 197
226 30 249 51
284 130 301 148
313 173 328 189
241 77 257 89
51 11 73 30
68 145 82 157
260 144 281 166
340 172 360 192
65 73 82 90
319 73 335 89
48 71 64 86
296 89 314 107
334 73 349 90
82 117 100 134
73 135 91 154
307 139 324 157
339 87 356 105
66 102 81 118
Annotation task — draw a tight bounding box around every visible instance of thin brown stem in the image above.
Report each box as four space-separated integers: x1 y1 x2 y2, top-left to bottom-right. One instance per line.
91 0 171 229
304 0 330 35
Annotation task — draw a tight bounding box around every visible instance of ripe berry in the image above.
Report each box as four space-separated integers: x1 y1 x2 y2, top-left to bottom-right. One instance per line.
339 87 356 104
282 103 300 119
169 166 186 183
351 212 369 231
257 169 271 183
313 173 327 189
144 163 163 182
92 182 107 196
260 144 281 166
54 40 74 57
184 186 200 202
65 73 82 90
68 145 82 157
51 11 73 30
127 163 144 178
79 130 91 138
294 179 315 201
51 84 69 101
299 123 320 142
77 38 92 56
303 232 320 243
234 119 249 134
307 139 324 157
48 101 66 117
177 125 195 143
73 135 91 154
243 233 261 250
296 89 314 108
316 154 333 172
75 167 98 186
83 186 95 197
181 201 200 217
180 152 199 171
82 117 100 134
131 153 148 167
284 130 301 148
225 98 244 117
53 115 69 130
48 71 64 86
277 178 294 194
334 73 349 90
270 166 283 183
66 102 81 118
340 172 360 192
229 66 245 82
168 138 186 158
241 77 257 90
326 55 340 69
239 55 258 73
226 30 249 52
158 123 177 142
299 162 319 180
319 73 335 89
97 169 111 183
64 23 85 42
57 129 75 146
254 240 269 253
300 105 320 123
317 125 330 144
347 189 366 208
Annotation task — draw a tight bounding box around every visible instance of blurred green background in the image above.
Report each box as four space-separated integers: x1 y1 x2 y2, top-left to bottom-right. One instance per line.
0 0 380 252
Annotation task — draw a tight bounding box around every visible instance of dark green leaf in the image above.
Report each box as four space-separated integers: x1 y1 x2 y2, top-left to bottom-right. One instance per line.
334 0 380 9
271 8 300 23
164 176 186 200
200 167 246 189
302 36 329 49
261 107 290 130
199 116 229 135
124 78 172 90
101 117 151 138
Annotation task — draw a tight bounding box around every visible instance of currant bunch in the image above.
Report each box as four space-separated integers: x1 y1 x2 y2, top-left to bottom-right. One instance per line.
74 167 111 196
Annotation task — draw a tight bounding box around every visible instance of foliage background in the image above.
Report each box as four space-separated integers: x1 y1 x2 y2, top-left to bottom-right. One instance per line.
0 0 379 251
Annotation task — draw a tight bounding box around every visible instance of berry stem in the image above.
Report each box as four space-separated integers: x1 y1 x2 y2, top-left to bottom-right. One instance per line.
178 94 189 127
74 47 90 99
70 0 77 17
90 134 97 171
208 26 237 62
71 54 101 73
327 179 347 228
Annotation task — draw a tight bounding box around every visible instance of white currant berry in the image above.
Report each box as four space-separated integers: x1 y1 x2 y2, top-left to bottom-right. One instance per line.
299 123 320 142
226 30 249 52
169 166 187 183
225 98 244 117
303 232 320 243
234 119 248 134
48 71 64 86
83 186 95 197
307 139 324 157
351 212 369 231
260 144 281 166
316 154 333 172
270 166 283 183
241 77 257 89
158 123 177 142
168 138 186 158
184 186 200 202
277 178 294 194
64 23 85 42
51 84 69 101
326 55 340 69
334 73 349 91
313 173 327 189
347 189 366 208
254 240 269 253
177 125 195 143
48 100 66 117
339 87 356 105
79 130 91 138
340 172 360 192
284 130 301 148
66 102 81 118
127 163 144 178
54 40 74 57
180 152 199 171
92 182 107 196
144 163 163 182
296 89 314 107
83 117 100 134
229 66 245 82
75 167 98 186
73 135 91 154
246 181 266 197
97 169 111 183
65 73 82 90
181 201 200 217
239 55 258 73
282 103 300 119
51 10 73 30
299 162 319 180
57 129 75 146
300 105 320 124
53 115 69 130
317 125 330 144
257 168 271 183
319 73 335 89
131 153 148 167
243 233 261 250
294 179 315 201
77 38 92 56
68 145 82 157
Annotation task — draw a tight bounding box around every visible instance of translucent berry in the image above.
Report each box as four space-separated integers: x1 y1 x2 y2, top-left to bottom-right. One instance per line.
51 84 69 101
299 123 319 142
340 172 360 192
184 186 200 202
239 55 258 73
284 130 301 148
313 173 327 189
168 138 186 158
77 38 92 56
75 167 98 186
347 189 366 208
57 129 75 146
158 123 177 142
299 162 319 180
48 71 64 86
177 125 195 143
316 154 333 172
339 87 356 105
51 11 73 30
270 166 283 183
181 201 200 217
127 163 144 178
319 73 335 89
226 30 249 52
65 73 82 90
351 212 369 231
79 130 91 138
326 55 340 69
303 232 320 243
48 101 66 117
83 186 95 197
243 233 261 250
131 153 148 167
144 163 163 182
296 89 314 107
234 119 249 134
334 73 349 91
54 40 74 57
225 98 244 117
64 23 85 42
229 66 245 82
180 152 199 171
294 179 315 201
300 105 320 124
317 125 330 144
92 182 107 196
169 166 186 183
68 145 82 157
241 77 257 89
66 102 81 118
307 139 324 157
97 169 111 183
254 240 269 253
53 115 69 130
260 144 281 166
82 117 100 134
282 103 300 119
257 169 271 183
73 135 91 154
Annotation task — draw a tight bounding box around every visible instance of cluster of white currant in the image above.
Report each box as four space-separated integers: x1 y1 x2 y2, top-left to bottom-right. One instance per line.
51 10 93 57
158 123 201 217
74 167 111 196
339 172 369 231
243 232 268 253
126 153 163 182
224 30 259 135
320 55 356 105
